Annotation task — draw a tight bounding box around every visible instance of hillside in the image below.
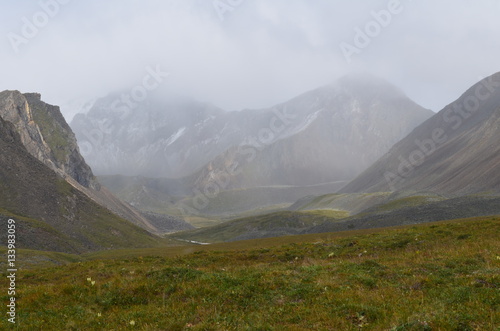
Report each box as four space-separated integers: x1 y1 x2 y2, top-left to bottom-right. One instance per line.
1 90 192 235
306 194 500 234
86 75 433 217
172 192 500 243
0 115 163 253
98 175 346 219
190 74 433 190
341 72 500 195
171 210 349 243
72 75 432 187
3 215 499 330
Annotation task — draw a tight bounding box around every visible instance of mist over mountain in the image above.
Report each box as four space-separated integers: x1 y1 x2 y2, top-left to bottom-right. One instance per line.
192 74 434 190
71 92 227 177
71 75 433 193
340 72 500 195
3 2 500 328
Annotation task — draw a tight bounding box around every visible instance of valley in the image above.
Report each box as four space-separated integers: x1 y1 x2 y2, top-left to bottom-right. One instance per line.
2 2 500 329
1 73 499 330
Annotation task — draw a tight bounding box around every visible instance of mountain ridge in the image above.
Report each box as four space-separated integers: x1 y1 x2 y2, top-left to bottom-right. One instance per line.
0 90 100 190
340 72 500 194
0 113 163 253
0 91 195 252
71 75 433 188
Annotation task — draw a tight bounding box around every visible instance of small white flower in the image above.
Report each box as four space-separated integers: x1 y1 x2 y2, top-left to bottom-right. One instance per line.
130 320 136 326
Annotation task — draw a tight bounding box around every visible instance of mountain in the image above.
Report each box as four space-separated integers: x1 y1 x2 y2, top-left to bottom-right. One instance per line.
0 91 195 252
0 91 191 234
71 75 433 188
0 91 99 189
71 92 227 177
340 72 500 195
191 75 433 191
0 111 162 253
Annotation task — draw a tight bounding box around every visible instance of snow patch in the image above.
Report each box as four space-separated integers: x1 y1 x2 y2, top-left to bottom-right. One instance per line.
165 127 186 146
278 108 324 140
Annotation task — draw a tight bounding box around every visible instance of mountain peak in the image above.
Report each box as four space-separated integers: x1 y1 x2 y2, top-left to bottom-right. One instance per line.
0 90 99 190
24 92 42 101
333 73 407 99
340 72 500 194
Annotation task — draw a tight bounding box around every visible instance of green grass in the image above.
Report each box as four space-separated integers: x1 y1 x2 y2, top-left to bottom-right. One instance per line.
182 215 225 228
30 102 71 164
294 192 391 213
171 211 339 243
1 185 168 254
372 195 446 212
1 215 499 330
299 209 350 219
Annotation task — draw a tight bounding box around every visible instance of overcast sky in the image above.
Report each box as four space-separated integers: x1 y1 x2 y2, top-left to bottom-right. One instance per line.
1 0 499 120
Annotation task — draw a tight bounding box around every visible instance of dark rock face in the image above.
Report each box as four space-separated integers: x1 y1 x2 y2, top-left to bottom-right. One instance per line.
0 90 99 190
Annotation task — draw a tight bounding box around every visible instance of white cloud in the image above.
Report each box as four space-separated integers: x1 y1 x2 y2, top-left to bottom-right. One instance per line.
0 0 499 118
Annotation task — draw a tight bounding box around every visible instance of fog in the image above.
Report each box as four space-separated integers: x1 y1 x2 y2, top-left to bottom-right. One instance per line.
1 0 500 120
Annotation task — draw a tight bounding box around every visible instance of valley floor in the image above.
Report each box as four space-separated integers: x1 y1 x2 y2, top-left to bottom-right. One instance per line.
1 215 499 330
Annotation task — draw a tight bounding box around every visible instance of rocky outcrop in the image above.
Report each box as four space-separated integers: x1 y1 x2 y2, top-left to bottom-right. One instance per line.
0 90 192 234
0 90 99 190
0 113 163 253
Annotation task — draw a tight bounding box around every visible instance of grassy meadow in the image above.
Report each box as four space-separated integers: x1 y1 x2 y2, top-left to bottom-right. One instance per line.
1 215 499 330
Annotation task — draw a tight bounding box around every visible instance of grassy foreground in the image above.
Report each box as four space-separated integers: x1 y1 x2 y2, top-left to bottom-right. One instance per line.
1 216 499 330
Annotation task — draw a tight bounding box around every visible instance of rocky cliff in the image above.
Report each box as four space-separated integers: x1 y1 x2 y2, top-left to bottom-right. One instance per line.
0 90 191 235
0 113 163 253
0 90 99 190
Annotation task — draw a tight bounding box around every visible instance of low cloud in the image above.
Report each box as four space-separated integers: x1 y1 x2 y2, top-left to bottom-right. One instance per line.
0 0 499 119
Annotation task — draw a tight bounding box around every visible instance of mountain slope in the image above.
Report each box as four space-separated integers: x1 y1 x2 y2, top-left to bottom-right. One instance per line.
71 75 433 189
0 115 163 253
0 91 99 189
71 93 227 177
306 195 500 234
340 72 500 194
172 192 500 243
188 74 434 191
171 211 346 243
0 90 190 233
